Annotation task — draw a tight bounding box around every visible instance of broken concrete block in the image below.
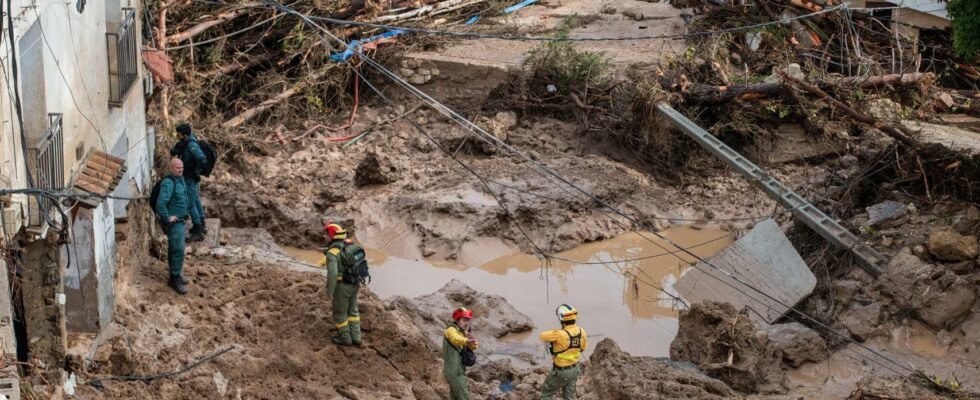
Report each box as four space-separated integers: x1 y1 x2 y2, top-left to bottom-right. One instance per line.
841 302 884 341
876 249 977 330
764 323 828 367
866 201 908 227
927 227 979 261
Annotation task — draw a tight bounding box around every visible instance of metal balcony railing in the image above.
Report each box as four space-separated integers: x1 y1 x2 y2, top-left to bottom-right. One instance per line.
106 8 138 107
27 114 64 227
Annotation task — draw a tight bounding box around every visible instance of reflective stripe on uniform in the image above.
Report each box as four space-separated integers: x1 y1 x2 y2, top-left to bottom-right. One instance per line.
348 316 360 322
336 321 349 328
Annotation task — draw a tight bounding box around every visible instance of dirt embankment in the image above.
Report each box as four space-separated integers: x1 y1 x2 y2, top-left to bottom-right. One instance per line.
75 257 445 399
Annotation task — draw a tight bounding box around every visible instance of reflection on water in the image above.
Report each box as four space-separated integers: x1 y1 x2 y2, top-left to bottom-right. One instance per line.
285 225 732 357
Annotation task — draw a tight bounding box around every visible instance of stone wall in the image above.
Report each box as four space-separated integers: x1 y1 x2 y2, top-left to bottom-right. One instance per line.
22 235 67 369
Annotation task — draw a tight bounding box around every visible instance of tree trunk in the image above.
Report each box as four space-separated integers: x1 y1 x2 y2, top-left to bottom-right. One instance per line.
222 87 299 128
167 2 261 44
684 73 933 104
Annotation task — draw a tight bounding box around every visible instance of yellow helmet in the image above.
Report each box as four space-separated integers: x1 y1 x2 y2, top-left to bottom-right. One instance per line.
556 304 577 322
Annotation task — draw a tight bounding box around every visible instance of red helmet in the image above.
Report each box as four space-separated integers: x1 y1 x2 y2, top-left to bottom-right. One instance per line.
324 222 347 239
452 307 473 321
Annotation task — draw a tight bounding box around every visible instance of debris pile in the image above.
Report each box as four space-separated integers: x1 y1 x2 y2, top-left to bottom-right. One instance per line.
669 301 786 394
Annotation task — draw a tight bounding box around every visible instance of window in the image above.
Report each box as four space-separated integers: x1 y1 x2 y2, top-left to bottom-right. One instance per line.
106 8 138 107
27 114 64 227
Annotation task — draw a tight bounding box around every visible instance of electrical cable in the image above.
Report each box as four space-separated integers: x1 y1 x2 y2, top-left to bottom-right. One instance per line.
88 346 236 389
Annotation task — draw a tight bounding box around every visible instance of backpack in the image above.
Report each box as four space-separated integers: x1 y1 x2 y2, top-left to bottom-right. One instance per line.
336 241 370 285
198 140 218 177
148 176 175 229
183 139 218 178
461 347 477 368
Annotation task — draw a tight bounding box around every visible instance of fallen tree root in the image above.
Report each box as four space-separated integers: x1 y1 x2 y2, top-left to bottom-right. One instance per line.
780 72 921 150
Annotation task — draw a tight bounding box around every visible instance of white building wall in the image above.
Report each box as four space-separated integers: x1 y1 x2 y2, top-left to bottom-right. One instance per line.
0 0 149 341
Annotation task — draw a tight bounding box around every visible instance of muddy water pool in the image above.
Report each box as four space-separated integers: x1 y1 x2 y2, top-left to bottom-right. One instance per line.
286 225 733 358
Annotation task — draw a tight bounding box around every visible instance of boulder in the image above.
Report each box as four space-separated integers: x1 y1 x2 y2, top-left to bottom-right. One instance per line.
927 227 979 261
354 151 403 186
670 301 786 394
876 249 977 330
763 323 828 367
587 338 737 399
386 279 534 351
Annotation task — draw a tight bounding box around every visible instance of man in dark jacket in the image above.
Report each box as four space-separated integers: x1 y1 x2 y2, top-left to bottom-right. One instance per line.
156 159 191 294
170 123 208 242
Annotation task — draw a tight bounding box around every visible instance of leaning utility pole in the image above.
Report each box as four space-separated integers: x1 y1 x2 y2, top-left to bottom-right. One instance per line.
656 103 886 277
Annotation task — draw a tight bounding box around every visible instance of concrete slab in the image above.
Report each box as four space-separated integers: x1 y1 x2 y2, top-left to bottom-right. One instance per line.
674 219 816 326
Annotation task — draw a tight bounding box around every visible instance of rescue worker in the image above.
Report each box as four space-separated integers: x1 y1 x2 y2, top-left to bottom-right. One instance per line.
170 123 208 242
539 304 587 400
317 222 362 346
443 307 478 400
156 159 191 295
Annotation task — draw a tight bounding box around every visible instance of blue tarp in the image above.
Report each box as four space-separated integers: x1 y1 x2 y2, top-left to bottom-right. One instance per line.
330 29 406 62
502 0 536 14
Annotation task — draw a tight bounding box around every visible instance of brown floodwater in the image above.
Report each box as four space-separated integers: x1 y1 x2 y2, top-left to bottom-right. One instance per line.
285 225 733 357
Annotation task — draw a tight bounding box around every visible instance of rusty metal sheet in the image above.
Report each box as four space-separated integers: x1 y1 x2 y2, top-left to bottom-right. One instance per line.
674 219 816 325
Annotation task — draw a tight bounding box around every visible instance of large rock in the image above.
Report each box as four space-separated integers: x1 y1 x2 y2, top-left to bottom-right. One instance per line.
927 227 979 261
876 249 977 330
763 323 828 367
386 279 534 351
354 151 403 186
585 339 737 399
670 301 786 394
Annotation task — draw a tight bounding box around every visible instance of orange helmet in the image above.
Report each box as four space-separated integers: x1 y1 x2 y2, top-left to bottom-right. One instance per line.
324 222 347 240
452 307 473 321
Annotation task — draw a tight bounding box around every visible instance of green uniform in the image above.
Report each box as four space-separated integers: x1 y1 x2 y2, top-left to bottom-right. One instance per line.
540 365 580 400
155 175 189 277
170 134 208 226
443 323 475 400
326 240 360 345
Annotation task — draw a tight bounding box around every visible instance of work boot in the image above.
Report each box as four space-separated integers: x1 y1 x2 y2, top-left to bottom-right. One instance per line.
187 225 204 242
331 336 351 346
168 275 188 295
201 219 208 235
178 274 189 285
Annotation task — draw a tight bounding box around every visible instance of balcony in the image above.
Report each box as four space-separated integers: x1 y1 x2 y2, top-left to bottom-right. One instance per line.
27 114 64 227
106 8 138 107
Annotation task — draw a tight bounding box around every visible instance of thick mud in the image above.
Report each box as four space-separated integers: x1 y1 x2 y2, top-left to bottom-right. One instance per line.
286 225 733 359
